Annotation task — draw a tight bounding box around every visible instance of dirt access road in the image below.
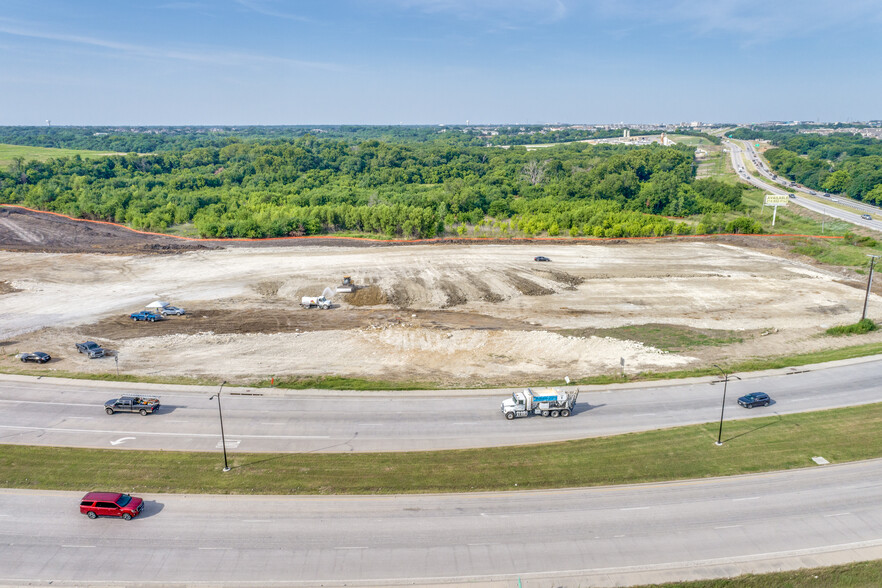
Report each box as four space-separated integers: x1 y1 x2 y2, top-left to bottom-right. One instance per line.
3 220 880 385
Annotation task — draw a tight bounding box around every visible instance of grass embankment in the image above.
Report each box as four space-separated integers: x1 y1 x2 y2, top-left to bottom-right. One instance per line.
646 560 882 588
2 402 881 494
0 143 111 168
561 324 744 353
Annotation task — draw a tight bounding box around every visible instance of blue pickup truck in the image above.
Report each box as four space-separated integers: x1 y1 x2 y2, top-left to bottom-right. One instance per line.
130 311 162 322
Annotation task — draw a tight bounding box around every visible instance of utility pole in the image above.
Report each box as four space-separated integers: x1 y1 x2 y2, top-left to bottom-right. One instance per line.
209 381 231 472
862 255 880 321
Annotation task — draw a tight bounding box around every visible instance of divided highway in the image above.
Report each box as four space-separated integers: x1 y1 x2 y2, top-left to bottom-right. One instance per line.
0 357 880 453
2 460 882 586
724 139 882 230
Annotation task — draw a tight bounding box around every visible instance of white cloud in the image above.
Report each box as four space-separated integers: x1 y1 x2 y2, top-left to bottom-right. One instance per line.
386 0 568 25
233 0 311 22
0 20 341 70
594 0 882 43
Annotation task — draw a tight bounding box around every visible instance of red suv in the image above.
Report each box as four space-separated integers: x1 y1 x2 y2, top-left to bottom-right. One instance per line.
80 492 144 520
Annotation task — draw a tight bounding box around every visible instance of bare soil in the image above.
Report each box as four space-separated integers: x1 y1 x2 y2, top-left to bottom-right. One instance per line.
2 206 882 385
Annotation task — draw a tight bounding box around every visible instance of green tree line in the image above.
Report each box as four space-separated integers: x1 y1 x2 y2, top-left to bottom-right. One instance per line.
0 136 748 239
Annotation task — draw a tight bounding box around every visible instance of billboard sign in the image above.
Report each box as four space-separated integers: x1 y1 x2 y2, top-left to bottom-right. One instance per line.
765 194 789 205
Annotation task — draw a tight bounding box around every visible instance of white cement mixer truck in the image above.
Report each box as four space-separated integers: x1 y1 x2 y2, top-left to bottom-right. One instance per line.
501 387 579 420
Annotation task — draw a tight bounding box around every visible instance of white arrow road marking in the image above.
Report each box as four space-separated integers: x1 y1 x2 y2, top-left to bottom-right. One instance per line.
110 437 136 445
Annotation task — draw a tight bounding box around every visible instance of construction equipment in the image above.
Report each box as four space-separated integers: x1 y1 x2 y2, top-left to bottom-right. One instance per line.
336 276 355 293
501 387 579 420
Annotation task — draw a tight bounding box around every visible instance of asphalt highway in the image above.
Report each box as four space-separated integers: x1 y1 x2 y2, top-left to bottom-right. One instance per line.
0 357 880 453
724 139 882 231
2 460 881 586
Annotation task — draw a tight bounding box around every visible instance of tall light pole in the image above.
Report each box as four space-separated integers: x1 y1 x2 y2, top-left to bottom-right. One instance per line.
712 365 740 446
862 255 880 322
209 381 231 472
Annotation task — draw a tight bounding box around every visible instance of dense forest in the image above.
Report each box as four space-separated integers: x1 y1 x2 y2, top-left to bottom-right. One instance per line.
729 127 882 204
0 125 709 153
0 132 747 239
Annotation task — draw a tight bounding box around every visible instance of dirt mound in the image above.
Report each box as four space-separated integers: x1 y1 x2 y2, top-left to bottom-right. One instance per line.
345 285 388 306
504 271 555 296
0 205 211 254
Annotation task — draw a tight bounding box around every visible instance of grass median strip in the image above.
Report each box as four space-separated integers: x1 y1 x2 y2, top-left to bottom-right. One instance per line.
2 403 881 495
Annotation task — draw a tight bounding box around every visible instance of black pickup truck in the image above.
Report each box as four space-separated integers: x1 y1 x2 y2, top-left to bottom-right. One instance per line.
105 396 161 415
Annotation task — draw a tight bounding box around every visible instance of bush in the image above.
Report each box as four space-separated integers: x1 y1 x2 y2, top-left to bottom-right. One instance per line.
826 319 878 336
725 217 763 234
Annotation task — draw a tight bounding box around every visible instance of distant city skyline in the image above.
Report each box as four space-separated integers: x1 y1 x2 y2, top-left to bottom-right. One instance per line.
1 0 880 125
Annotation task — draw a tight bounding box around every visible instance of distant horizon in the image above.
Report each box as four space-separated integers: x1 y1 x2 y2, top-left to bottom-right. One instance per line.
1 120 880 128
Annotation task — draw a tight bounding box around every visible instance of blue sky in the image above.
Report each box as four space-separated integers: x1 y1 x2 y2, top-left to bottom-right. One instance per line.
1 0 880 125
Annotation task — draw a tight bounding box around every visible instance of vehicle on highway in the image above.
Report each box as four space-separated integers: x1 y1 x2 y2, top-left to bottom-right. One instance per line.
831 198 839 202
861 214 873 220
105 395 161 415
75 341 105 358
501 387 578 419
18 351 51 363
737 392 771 408
160 305 185 316
823 193 831 198
534 256 551 262
80 492 143 520
788 193 796 199
130 310 162 322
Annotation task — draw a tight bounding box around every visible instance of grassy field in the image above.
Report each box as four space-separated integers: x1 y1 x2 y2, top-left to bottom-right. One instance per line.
560 324 744 353
0 143 112 169
2 402 881 494
645 560 882 588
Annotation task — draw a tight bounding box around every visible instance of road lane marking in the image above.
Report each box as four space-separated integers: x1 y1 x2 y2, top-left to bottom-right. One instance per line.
732 497 761 502
335 546 368 550
714 525 742 529
620 506 649 511
0 399 94 407
242 520 272 523
823 513 851 517
62 545 95 548
110 437 136 446
0 425 328 440
199 547 225 550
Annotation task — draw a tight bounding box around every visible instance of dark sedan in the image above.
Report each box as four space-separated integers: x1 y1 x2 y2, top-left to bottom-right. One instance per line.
19 352 51 364
534 256 551 262
737 392 771 408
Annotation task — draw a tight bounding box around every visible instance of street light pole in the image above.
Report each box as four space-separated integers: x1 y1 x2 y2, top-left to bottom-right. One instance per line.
712 364 740 446
862 255 880 322
209 381 231 472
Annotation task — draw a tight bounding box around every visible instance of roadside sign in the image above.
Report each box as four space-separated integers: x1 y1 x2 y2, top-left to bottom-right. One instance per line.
765 194 789 205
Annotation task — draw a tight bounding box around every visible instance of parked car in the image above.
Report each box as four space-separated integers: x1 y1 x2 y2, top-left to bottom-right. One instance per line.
534 256 551 262
80 492 143 520
75 341 105 358
19 352 51 364
861 214 873 220
160 305 185 316
130 311 162 322
737 392 771 408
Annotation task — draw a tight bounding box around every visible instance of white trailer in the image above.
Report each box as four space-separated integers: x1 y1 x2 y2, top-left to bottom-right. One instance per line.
501 387 578 420
301 295 331 309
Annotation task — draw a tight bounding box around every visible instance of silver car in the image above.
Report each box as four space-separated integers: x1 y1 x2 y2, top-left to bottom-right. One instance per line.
161 306 186 316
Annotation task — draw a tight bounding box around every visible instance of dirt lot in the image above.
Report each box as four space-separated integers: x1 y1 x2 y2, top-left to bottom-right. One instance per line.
3 207 882 385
